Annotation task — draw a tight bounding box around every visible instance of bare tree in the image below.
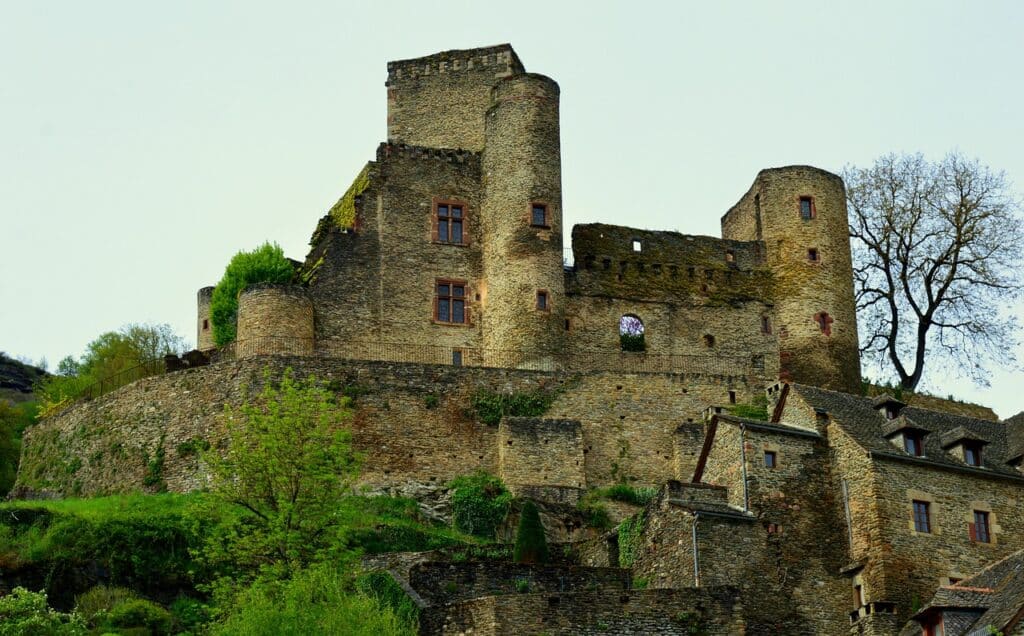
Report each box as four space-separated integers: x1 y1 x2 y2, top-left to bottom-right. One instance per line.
845 152 1024 390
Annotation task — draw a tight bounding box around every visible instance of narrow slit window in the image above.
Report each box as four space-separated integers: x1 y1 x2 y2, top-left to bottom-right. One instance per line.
799 196 815 220
807 248 819 262
531 203 549 227
971 511 991 543
536 290 549 311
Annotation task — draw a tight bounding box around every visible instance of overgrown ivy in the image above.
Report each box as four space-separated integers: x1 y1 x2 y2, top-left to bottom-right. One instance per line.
448 472 512 539
471 390 557 426
617 510 645 568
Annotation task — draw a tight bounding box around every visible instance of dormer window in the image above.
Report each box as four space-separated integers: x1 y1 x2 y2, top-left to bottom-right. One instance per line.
873 394 906 420
964 443 982 467
904 431 925 457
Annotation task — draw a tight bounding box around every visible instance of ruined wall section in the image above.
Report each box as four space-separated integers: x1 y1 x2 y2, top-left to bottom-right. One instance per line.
480 74 565 367
303 163 383 346
565 224 778 373
722 166 861 393
386 45 524 152
498 417 585 490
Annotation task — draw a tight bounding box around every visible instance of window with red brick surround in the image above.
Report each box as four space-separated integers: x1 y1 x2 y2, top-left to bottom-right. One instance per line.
530 203 550 228
435 279 468 324
433 199 468 245
799 196 816 220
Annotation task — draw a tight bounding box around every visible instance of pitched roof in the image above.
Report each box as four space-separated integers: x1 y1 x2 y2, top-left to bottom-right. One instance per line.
1006 413 1024 464
910 549 1024 634
789 384 1024 479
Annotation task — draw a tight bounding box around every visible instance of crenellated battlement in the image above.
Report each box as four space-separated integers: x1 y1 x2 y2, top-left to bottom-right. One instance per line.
385 44 524 84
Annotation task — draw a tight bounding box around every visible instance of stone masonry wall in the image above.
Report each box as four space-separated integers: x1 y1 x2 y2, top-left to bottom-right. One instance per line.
15 358 761 497
408 561 630 605
420 587 745 636
196 286 214 351
236 283 314 356
498 417 585 490
386 45 524 152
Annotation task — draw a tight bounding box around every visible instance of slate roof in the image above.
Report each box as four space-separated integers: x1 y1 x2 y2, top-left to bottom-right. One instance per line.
1007 412 1024 464
789 384 1024 479
938 426 990 449
909 549 1024 635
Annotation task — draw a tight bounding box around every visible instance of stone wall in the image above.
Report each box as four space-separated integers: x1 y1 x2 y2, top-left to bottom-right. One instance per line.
386 45 524 152
419 587 745 635
236 283 314 356
15 357 763 497
498 418 585 490
408 561 630 605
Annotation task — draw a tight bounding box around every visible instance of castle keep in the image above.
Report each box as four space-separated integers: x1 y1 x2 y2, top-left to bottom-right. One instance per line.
17 45 1024 635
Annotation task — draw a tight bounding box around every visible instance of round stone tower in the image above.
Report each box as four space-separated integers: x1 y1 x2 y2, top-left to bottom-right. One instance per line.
750 166 861 392
196 286 215 351
236 283 314 358
479 73 566 369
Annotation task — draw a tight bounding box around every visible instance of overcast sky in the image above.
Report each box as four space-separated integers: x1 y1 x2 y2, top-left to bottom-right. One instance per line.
2 1 1022 417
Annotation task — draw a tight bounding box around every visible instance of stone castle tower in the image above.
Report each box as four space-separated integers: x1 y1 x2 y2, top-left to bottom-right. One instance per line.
197 43 862 393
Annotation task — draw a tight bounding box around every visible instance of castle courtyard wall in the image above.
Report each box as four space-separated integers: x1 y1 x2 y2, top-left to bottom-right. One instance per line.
15 357 764 498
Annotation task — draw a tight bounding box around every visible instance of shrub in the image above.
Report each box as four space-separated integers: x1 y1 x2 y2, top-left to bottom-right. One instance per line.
598 484 657 507
356 571 420 626
0 587 87 635
74 585 137 625
169 596 210 634
471 390 556 426
729 394 770 421
448 472 512 539
577 500 612 529
210 242 295 346
210 564 415 636
513 500 549 564
107 598 172 635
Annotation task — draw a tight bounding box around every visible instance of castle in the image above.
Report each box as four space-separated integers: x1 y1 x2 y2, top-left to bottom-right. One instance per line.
17 45 1024 635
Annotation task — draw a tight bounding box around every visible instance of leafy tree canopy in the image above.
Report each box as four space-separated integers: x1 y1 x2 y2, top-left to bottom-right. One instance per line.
210 242 295 346
845 152 1024 390
199 368 361 579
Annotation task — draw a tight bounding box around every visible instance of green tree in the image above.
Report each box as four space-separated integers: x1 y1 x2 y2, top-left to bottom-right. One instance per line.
210 242 295 346
845 152 1024 390
512 500 549 564
200 368 361 577
448 472 512 539
35 323 185 412
0 402 23 496
0 587 87 635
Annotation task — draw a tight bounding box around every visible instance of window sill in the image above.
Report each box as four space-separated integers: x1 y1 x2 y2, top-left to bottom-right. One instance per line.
530 224 551 230
432 320 474 328
433 241 469 247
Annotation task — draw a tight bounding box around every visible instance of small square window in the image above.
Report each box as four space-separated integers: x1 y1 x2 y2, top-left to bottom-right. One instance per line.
799 196 815 220
764 451 777 469
725 250 735 263
807 248 819 262
536 290 549 311
632 240 642 252
913 500 931 533
964 444 982 466
531 203 549 227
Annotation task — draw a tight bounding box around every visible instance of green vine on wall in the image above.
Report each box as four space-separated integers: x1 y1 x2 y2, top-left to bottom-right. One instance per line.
471 389 557 426
143 436 167 492
617 510 645 568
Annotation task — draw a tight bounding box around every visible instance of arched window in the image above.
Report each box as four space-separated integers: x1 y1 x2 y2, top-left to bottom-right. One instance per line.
814 312 833 336
619 314 645 352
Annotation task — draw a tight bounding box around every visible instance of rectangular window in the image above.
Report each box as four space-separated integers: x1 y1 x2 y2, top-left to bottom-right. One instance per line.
452 350 463 367
436 202 465 244
536 290 549 311
904 432 924 456
853 585 864 610
761 316 771 334
202 319 209 330
436 281 466 324
964 444 982 466
799 196 815 220
971 511 991 543
531 203 549 227
913 500 931 533
807 248 819 262
764 451 777 469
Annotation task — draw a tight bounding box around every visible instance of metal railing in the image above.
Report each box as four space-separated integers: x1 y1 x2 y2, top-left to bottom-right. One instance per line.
49 359 166 406
212 336 767 377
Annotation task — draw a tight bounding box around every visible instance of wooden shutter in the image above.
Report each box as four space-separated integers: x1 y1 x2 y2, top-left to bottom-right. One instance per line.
968 522 977 542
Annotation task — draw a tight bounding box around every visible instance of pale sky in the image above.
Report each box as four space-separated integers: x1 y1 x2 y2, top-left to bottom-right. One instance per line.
2 1 1022 417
